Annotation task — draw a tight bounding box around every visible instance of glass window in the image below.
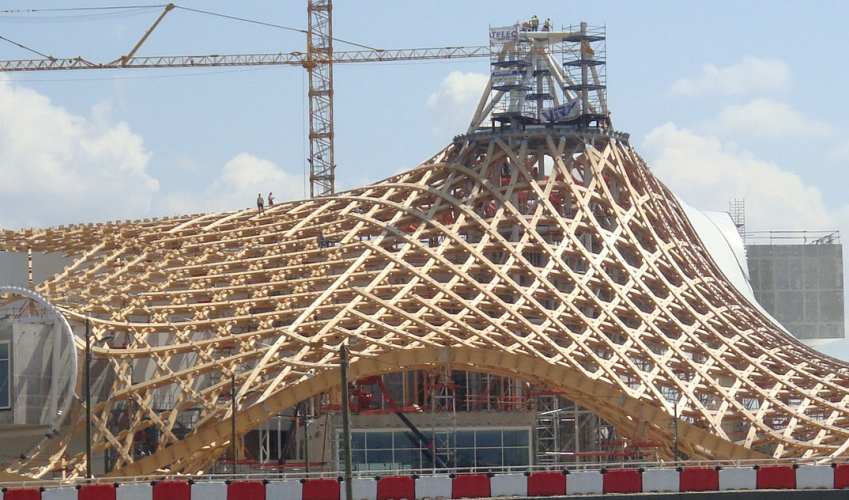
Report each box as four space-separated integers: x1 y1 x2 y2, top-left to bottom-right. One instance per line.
394 431 418 448
369 449 392 465
366 432 392 449
351 432 366 450
454 448 475 467
475 430 502 448
342 427 531 471
475 448 502 467
503 429 529 446
455 430 474 447
503 447 530 466
0 341 9 409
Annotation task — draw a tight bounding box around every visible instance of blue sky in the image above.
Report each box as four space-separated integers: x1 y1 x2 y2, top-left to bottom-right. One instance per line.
1 2 848 350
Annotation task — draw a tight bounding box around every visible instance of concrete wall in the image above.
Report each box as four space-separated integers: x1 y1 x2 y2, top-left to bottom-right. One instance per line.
747 243 845 339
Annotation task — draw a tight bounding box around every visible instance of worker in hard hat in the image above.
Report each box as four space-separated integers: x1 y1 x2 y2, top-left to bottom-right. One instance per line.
543 18 552 31
530 15 539 32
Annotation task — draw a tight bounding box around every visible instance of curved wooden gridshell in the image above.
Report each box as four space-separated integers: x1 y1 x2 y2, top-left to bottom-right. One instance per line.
2 128 849 479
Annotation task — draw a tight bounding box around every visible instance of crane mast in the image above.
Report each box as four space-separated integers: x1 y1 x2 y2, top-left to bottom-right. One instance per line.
306 0 334 197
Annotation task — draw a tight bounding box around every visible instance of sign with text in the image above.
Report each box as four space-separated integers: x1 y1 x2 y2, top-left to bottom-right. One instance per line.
542 98 582 122
490 25 519 44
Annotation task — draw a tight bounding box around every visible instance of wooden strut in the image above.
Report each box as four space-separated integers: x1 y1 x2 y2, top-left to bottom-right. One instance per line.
1 127 847 479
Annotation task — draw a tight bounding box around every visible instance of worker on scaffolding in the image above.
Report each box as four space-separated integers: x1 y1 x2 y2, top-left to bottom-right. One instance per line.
530 15 539 32
543 18 552 32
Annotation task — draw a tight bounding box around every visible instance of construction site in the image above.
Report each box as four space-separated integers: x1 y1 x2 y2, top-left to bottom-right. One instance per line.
0 1 846 486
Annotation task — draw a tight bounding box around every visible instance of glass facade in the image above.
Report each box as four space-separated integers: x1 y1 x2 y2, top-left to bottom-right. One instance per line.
340 427 530 471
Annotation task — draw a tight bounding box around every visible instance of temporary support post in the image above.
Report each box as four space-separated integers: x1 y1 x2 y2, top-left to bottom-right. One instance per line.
231 374 237 473
340 343 353 500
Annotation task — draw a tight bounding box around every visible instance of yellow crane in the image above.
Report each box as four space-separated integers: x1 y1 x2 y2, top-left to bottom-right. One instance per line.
0 1 491 197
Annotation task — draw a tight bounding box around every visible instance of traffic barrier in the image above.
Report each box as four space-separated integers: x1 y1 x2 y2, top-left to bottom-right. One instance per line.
566 471 602 496
350 478 376 500
228 481 265 500
116 483 152 500
302 479 339 500
679 467 718 492
489 473 526 497
414 475 451 500
266 480 301 500
526 471 565 497
719 467 756 491
42 488 76 500
757 465 795 490
376 476 414 500
451 474 489 499
153 481 189 500
796 465 833 489
835 464 849 489
79 484 117 500
192 481 226 500
4 490 41 500
642 468 678 492
602 469 641 494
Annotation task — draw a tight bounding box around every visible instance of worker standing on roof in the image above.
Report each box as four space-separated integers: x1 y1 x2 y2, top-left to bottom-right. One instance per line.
530 15 539 31
256 193 265 215
543 18 552 31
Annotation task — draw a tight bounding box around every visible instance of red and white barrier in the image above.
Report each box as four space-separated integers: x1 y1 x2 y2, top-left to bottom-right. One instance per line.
414 475 451 500
301 479 339 500
228 481 265 500
191 481 226 500
679 467 718 492
4 490 40 500
116 484 151 500
451 474 489 499
796 465 833 490
603 469 641 494
642 468 678 493
566 471 602 496
757 465 795 490
719 467 756 491
266 480 301 500
22 461 849 500
79 484 116 500
41 488 75 500
376 476 414 500
489 473 526 497
526 472 565 497
153 481 189 500
835 464 849 489
350 478 376 500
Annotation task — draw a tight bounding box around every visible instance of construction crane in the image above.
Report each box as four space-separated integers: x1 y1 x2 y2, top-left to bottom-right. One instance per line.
0 1 491 197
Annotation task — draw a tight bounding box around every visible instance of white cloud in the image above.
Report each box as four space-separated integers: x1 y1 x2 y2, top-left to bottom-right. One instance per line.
642 122 839 232
0 78 158 230
158 153 306 216
427 71 489 142
706 98 833 138
668 56 790 96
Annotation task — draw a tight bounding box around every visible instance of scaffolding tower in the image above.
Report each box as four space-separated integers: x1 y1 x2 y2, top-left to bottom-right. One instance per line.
729 198 746 241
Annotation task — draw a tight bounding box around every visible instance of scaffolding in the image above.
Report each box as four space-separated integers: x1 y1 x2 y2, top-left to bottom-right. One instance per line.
485 22 607 130
729 198 746 241
562 23 607 127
